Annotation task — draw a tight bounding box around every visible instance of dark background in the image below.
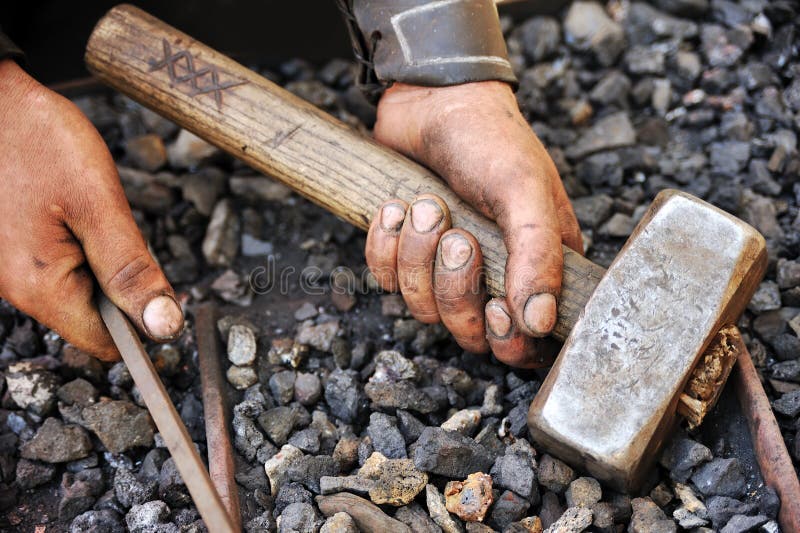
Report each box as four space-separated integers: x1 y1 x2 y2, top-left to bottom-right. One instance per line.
1 1 353 84
1 1 564 84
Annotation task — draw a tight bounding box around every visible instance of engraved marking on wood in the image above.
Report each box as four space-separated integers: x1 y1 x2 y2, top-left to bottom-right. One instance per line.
148 39 246 110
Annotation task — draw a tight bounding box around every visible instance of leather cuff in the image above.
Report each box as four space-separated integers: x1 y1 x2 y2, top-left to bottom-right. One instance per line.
0 28 24 64
337 0 517 103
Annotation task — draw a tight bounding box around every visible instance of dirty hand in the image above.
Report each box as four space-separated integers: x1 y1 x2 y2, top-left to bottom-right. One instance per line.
366 81 582 368
0 59 183 360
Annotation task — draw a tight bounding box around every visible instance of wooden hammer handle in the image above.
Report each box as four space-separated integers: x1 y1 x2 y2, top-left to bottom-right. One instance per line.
86 4 605 341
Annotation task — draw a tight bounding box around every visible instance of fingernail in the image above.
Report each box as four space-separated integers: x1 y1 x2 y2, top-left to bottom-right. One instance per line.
440 233 472 270
410 199 444 233
379 203 406 232
486 303 512 337
143 295 184 339
523 293 557 336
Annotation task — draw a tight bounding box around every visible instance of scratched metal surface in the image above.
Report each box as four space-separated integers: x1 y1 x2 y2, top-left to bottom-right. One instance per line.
529 193 761 490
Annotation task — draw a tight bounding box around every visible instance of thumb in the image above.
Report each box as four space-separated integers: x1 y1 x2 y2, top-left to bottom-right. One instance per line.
64 170 184 341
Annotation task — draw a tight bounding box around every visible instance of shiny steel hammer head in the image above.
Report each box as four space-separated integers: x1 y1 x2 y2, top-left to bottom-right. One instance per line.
528 190 767 492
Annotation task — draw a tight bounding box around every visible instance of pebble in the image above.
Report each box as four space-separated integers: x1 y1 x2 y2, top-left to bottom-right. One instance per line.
720 514 769 533
565 477 602 508
264 444 305 496
659 434 712 482
324 369 368 423
202 199 240 267
227 365 258 390
69 509 125 533
490 440 537 500
490 490 530 530
15 458 57 489
706 496 756 529
125 134 167 172
395 502 442 532
288 428 321 454
364 380 439 413
691 457 746 498
413 427 493 478
287 454 340 493
278 501 323 533
773 390 800 417
367 412 406 459
114 467 157 508
358 451 428 506
6 363 60 416
320 511 358 533
564 1 625 66
543 506 593 533
82 401 154 453
445 472 493 523
370 350 421 383
294 372 322 405
571 194 614 229
538 454 576 494
566 112 637 159
777 258 800 289
748 281 782 313
227 324 257 366
296 320 340 352
441 409 481 436
628 497 677 533
59 468 105 520
270 370 297 405
21 417 92 463
167 129 219 168
426 483 464 533
230 175 292 202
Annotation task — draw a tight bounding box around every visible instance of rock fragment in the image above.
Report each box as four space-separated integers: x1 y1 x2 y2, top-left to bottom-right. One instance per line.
21 417 92 463
538 454 576 494
543 506 593 533
445 472 493 523
565 477 602 508
227 324 257 365
427 483 465 533
413 427 493 478
82 401 154 453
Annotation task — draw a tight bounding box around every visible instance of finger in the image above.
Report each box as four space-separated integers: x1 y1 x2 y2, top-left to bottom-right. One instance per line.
62 161 183 341
554 183 584 255
434 229 489 353
397 194 452 323
495 180 564 338
485 298 557 368
365 199 408 292
1 248 119 362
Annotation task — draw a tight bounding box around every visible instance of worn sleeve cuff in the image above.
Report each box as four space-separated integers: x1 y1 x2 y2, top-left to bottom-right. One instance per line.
337 0 517 102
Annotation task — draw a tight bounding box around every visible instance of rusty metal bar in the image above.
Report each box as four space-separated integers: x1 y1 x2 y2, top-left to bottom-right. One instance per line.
98 294 237 533
734 343 800 533
195 303 241 531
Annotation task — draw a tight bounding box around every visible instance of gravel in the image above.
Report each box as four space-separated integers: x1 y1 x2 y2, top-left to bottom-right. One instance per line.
3 1 800 530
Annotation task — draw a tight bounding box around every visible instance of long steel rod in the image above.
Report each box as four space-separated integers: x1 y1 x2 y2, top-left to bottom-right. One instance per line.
195 303 241 531
734 347 800 533
98 294 236 533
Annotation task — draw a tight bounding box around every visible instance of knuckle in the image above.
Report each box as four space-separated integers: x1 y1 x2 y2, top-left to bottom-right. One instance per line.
104 253 160 296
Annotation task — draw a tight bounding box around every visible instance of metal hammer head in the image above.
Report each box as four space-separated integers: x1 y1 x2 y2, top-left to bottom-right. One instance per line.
528 190 766 492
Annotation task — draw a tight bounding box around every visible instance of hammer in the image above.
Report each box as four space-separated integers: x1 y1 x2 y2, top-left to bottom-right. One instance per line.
85 3 799 519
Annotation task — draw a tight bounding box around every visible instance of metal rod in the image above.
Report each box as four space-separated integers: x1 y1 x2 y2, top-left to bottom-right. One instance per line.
98 294 237 533
195 303 242 531
734 344 800 533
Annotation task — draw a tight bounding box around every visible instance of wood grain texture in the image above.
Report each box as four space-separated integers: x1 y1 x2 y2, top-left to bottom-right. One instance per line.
85 4 605 342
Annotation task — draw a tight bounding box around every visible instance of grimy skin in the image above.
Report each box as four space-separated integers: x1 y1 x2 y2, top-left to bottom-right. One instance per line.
0 59 183 361
368 82 581 367
0 56 576 367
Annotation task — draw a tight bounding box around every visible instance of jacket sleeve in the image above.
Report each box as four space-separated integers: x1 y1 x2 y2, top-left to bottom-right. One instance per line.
336 0 517 103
